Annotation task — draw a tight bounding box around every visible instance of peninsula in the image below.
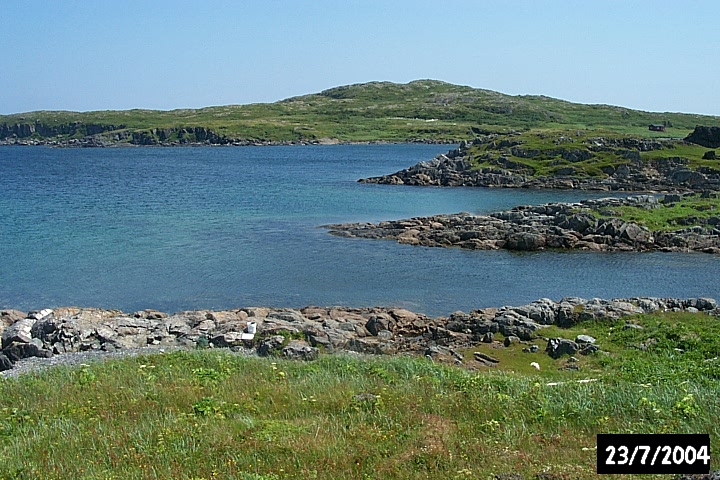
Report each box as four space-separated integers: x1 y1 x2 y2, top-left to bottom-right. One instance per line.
326 193 720 253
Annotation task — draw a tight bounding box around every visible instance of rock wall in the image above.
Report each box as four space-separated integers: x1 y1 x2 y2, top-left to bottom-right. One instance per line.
1 297 718 373
0 122 234 147
0 122 124 140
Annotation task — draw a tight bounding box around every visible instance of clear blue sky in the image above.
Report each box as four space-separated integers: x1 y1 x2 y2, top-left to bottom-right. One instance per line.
1 0 719 115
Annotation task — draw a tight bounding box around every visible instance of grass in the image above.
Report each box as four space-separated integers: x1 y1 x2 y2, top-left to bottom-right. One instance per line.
1 310 718 479
583 194 720 231
467 128 720 179
2 80 720 145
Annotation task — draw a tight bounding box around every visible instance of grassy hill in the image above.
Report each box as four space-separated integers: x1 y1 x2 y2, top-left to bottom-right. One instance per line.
2 80 720 145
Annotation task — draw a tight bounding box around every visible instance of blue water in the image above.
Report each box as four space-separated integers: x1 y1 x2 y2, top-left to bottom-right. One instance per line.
1 144 719 316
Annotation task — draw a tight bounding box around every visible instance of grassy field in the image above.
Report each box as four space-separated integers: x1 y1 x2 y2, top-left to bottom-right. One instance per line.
1 310 718 479
2 80 720 144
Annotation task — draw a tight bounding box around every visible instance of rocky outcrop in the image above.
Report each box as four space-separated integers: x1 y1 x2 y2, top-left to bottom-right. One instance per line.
1 297 717 374
0 121 123 141
325 194 720 253
685 126 720 149
361 139 720 192
0 122 239 147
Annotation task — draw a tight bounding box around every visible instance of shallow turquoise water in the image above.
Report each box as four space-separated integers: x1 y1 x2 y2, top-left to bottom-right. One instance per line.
1 144 718 316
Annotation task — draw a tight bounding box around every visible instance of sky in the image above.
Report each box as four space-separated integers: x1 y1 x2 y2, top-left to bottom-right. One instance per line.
1 0 719 115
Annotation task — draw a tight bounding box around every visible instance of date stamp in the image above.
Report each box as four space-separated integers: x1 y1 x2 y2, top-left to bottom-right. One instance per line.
597 434 710 474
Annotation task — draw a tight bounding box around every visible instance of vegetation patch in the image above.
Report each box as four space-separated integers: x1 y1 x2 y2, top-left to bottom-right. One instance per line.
585 194 720 231
0 310 718 479
467 129 720 179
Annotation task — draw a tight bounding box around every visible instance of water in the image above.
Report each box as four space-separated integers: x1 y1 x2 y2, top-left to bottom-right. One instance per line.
1 145 719 317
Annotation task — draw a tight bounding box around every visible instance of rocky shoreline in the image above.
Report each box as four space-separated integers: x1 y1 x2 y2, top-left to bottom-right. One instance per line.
1 296 718 376
360 135 720 192
325 194 720 253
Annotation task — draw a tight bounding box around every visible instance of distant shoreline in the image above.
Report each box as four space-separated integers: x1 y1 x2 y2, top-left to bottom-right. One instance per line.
0 137 458 148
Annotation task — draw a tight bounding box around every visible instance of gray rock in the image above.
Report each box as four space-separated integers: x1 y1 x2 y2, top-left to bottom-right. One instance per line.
307 333 332 350
691 298 718 311
365 314 396 336
546 338 579 359
282 340 318 361
579 344 599 355
257 335 286 356
2 342 52 362
556 302 579 328
210 332 247 348
30 316 59 341
505 232 546 251
685 126 720 148
575 335 596 344
267 310 306 323
425 345 447 358
473 351 499 364
623 323 644 330
376 329 393 340
481 332 494 343
28 309 53 321
1 310 26 331
1 318 36 348
504 335 520 347
513 299 556 325
0 354 13 371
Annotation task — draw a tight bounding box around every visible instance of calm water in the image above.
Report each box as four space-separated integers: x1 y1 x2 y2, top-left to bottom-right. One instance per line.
1 144 719 316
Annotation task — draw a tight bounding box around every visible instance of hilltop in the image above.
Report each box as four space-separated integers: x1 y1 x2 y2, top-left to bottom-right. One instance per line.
2 80 720 146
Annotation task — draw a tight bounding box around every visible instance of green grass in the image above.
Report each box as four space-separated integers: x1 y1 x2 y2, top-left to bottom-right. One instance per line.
2 80 720 144
467 128 720 178
1 310 718 479
584 194 720 231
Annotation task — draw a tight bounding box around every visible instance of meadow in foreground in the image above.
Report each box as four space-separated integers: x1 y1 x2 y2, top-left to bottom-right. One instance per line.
1 310 718 479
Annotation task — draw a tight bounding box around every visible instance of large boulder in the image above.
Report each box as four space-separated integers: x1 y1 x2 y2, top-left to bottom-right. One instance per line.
365 313 396 336
685 126 720 149
512 299 556 325
1 318 36 348
2 342 52 362
546 338 579 359
1 310 26 332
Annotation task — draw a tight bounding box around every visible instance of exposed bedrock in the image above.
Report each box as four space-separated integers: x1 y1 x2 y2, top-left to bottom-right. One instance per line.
325 195 720 254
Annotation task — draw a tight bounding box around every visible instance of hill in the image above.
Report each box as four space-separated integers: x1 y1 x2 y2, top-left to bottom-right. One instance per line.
2 80 720 146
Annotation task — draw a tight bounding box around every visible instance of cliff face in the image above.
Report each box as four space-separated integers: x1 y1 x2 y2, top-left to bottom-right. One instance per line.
0 122 232 147
0 121 123 139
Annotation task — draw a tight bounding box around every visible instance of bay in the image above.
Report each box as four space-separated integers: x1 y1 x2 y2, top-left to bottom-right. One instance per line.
1 144 718 317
